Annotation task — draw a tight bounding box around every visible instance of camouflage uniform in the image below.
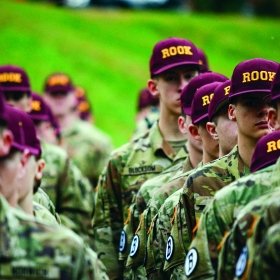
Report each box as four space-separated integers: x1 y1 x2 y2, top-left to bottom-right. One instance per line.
92 122 186 279
217 187 280 280
0 194 109 280
123 151 188 279
61 119 113 188
40 141 95 246
164 145 248 279
33 201 60 226
185 159 279 280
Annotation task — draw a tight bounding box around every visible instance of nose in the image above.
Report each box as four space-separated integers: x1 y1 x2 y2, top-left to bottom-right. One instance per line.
257 105 269 118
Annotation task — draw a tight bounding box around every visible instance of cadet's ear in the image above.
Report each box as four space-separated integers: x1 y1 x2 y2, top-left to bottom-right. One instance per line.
188 123 201 141
0 129 13 157
268 107 279 131
148 79 159 98
228 104 237 121
35 159 45 180
206 121 219 141
178 116 188 134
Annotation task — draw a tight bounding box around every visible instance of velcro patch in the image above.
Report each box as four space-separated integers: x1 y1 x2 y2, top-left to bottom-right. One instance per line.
185 248 198 276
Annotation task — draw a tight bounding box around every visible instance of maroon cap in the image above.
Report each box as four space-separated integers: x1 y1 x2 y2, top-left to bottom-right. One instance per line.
191 82 222 125
44 72 74 94
0 65 31 95
149 37 200 77
75 86 93 121
208 80 231 121
6 106 41 157
29 93 61 138
229 58 278 100
250 130 280 172
137 88 159 111
181 72 228 116
271 64 280 102
197 48 209 72
0 88 7 123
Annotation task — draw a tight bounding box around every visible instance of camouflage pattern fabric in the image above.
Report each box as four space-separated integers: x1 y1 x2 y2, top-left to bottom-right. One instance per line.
39 141 95 247
62 119 113 188
217 187 280 280
121 150 187 267
33 187 59 221
33 201 60 226
124 157 194 279
0 194 109 279
92 122 186 279
185 159 280 280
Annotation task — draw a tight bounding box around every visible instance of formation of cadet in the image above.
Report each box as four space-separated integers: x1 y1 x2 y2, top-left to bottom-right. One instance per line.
0 35 280 280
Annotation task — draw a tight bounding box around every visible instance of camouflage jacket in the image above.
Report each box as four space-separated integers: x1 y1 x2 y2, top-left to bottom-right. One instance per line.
33 201 60 226
92 122 186 279
122 152 188 280
40 141 95 247
217 187 280 280
185 159 279 280
120 149 187 263
0 194 109 279
62 119 113 188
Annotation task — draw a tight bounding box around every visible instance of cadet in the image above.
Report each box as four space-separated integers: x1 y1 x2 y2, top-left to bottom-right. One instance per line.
29 92 95 243
0 65 95 245
217 130 280 280
146 80 234 279
0 90 109 279
43 72 113 188
92 37 201 279
185 58 278 280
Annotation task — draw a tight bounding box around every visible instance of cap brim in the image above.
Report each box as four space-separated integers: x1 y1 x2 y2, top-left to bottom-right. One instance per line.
229 89 271 100
192 113 208 125
152 61 199 76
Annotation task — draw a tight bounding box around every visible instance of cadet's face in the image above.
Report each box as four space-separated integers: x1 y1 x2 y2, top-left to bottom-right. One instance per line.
0 152 22 207
36 121 57 145
18 154 37 203
5 93 32 113
44 91 76 117
155 67 198 116
215 114 237 155
230 95 270 141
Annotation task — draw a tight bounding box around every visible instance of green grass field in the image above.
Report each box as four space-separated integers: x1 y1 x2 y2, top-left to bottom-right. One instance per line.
0 0 279 147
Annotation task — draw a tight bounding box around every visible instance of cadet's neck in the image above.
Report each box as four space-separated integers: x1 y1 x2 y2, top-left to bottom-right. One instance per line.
187 141 202 168
56 112 77 132
18 192 33 216
158 113 186 142
237 136 258 168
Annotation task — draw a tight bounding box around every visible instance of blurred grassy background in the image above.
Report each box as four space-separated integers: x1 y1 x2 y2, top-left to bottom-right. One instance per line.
0 0 279 147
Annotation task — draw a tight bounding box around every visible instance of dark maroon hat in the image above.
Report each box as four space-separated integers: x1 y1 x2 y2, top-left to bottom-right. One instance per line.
250 130 280 172
229 58 278 100
44 72 74 94
191 82 222 125
137 88 159 111
6 106 41 157
75 87 93 121
149 37 200 77
29 93 61 138
197 48 209 72
181 72 228 116
0 88 7 123
0 65 31 96
271 64 280 102
208 80 231 121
